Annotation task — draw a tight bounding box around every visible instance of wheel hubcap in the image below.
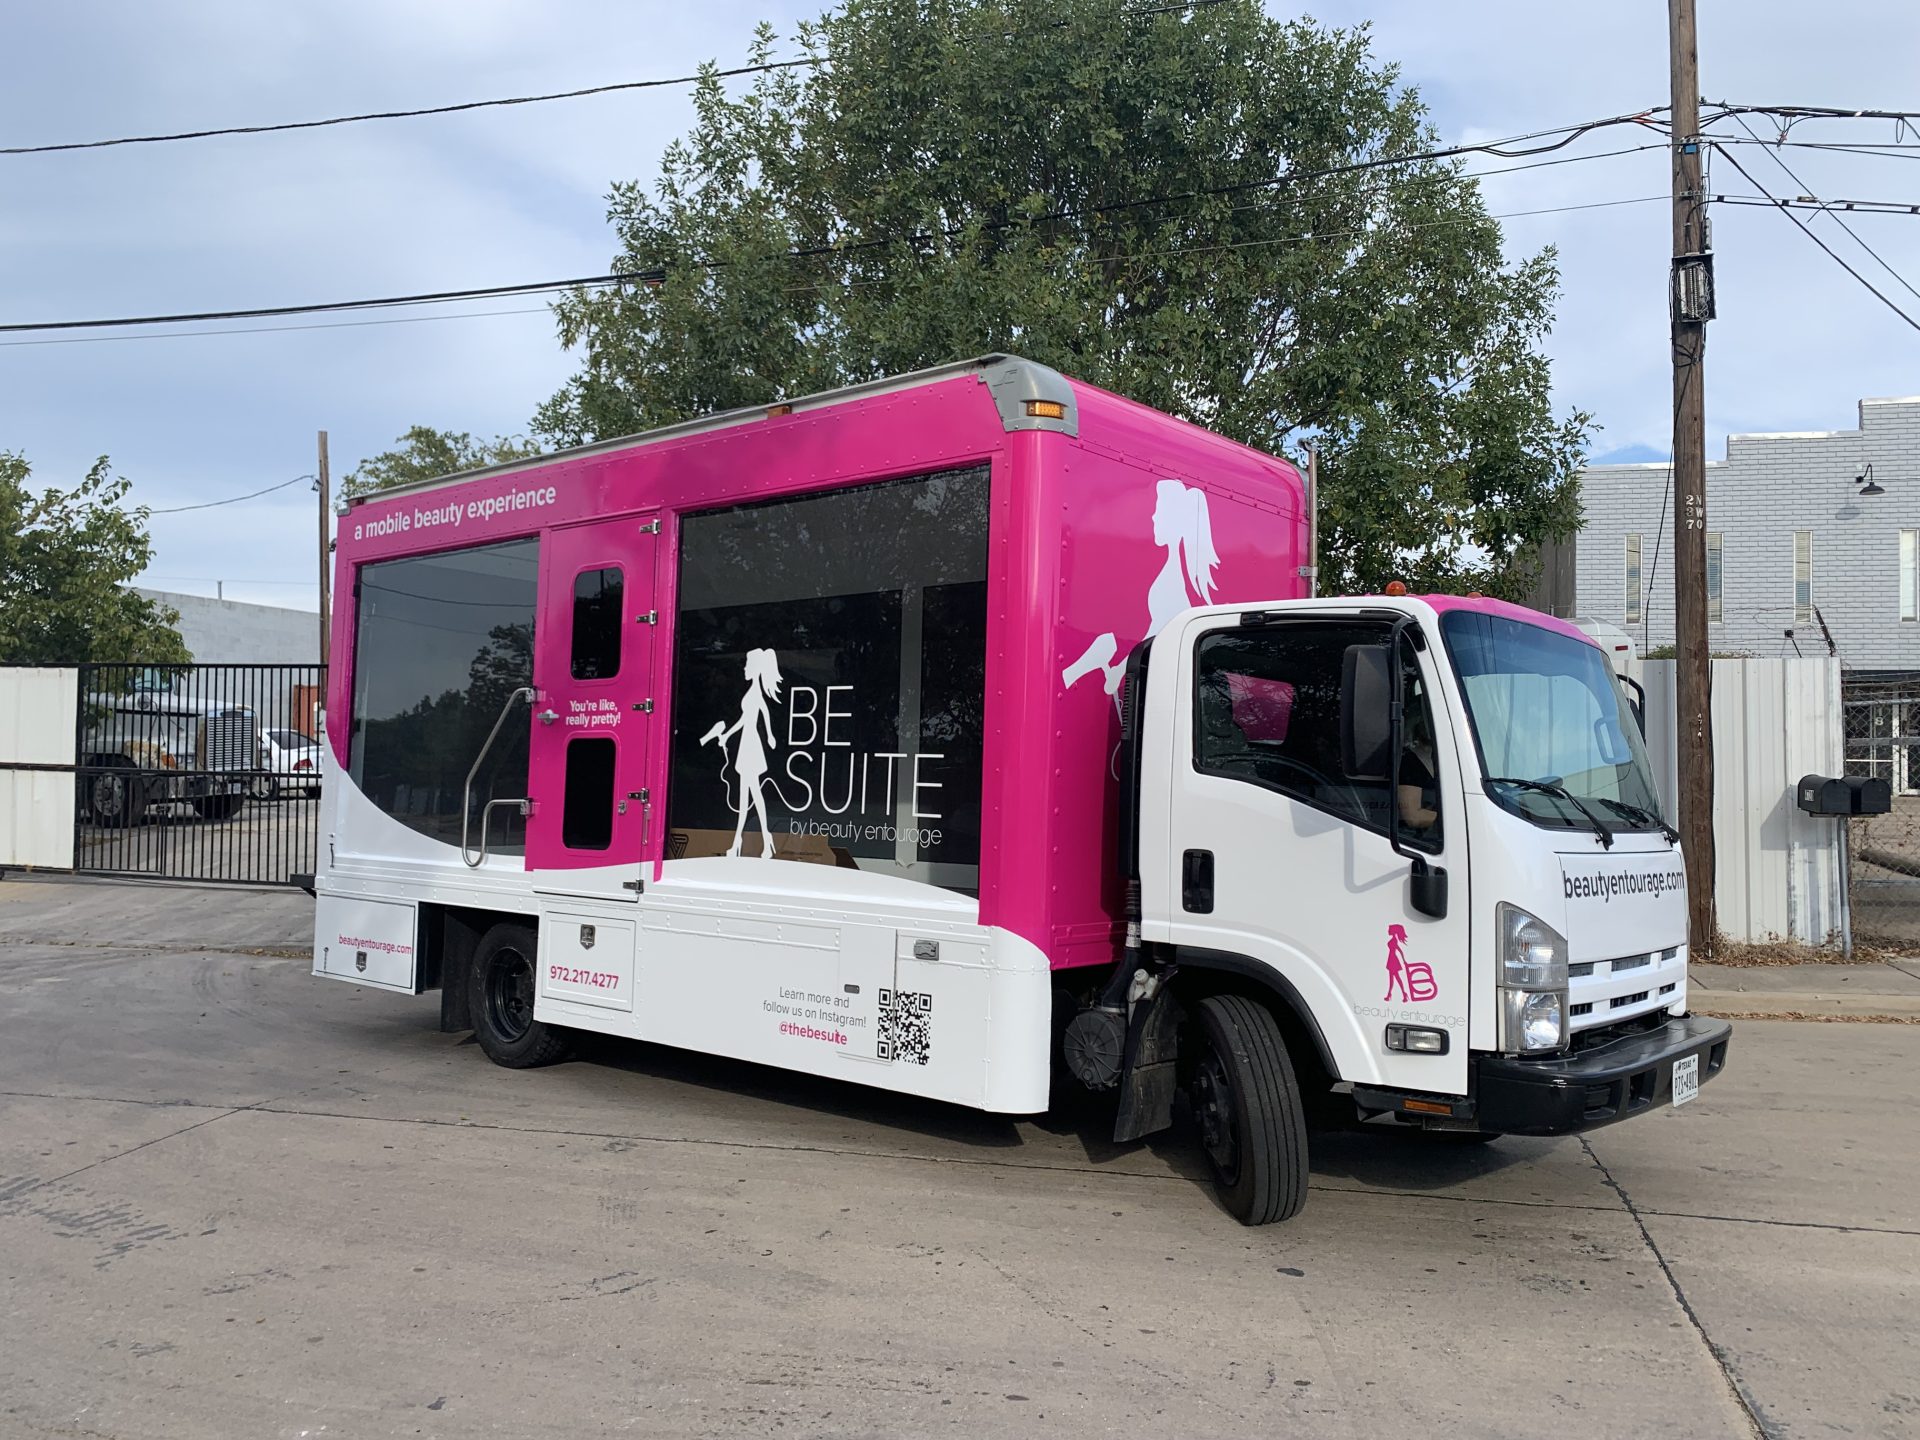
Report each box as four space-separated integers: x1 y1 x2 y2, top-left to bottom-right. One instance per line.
485 948 536 1043
1193 1048 1240 1183
92 774 124 815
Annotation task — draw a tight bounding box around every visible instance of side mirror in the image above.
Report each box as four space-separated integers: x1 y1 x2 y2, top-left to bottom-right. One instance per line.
1410 857 1448 920
1618 674 1647 737
1341 643 1394 780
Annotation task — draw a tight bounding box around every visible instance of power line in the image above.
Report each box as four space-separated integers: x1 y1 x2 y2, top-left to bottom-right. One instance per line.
4 192 1670 348
0 304 554 348
1711 142 1920 334
146 473 313 514
0 58 819 158
1 0 1231 158
0 109 1667 336
1710 193 1920 216
1724 111 1920 302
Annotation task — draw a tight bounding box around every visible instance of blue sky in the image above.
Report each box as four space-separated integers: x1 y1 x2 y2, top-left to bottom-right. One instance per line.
2 1 1915 614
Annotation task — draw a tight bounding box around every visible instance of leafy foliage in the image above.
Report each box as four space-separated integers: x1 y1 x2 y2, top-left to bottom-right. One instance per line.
0 452 189 665
535 0 1588 597
342 426 543 499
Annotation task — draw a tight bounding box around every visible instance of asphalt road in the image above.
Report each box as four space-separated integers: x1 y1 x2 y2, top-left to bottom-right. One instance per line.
1 881 1916 1439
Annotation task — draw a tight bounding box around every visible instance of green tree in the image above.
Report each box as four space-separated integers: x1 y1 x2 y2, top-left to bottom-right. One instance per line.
0 452 189 665
343 426 543 499
535 0 1588 597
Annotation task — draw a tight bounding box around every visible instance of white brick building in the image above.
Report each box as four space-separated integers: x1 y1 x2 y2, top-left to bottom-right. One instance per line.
1570 394 1920 675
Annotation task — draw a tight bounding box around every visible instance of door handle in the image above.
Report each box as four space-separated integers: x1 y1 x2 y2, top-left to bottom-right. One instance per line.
1182 849 1215 914
538 708 559 726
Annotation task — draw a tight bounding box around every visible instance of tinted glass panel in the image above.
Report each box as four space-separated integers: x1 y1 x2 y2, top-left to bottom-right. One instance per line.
349 539 539 853
1194 621 1441 848
571 567 624 680
669 467 990 892
562 737 616 850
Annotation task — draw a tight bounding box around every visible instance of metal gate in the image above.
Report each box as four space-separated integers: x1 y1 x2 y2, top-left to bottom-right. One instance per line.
1844 672 1920 947
72 663 326 887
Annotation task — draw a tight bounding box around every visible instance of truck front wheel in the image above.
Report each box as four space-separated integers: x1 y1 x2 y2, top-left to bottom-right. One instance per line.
86 762 146 829
1191 994 1309 1225
468 923 572 1069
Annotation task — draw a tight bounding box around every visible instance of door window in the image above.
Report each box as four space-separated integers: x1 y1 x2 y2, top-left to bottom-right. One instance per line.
562 736 616 850
349 538 539 853
1193 621 1441 848
571 567 624 680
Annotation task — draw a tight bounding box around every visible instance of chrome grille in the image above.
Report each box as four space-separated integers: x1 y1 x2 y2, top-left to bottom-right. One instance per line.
203 710 256 771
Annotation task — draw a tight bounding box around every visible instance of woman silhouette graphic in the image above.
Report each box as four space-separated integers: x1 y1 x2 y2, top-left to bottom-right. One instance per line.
1062 478 1221 708
699 647 783 859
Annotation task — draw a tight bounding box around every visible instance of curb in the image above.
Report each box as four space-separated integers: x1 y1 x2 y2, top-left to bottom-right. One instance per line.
1693 992 1920 1022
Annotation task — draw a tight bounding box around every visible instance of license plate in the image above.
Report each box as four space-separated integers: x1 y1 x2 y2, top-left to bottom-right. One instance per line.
1671 1053 1700 1107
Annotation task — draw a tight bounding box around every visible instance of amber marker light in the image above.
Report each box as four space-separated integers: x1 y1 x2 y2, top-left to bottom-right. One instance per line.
1024 399 1067 420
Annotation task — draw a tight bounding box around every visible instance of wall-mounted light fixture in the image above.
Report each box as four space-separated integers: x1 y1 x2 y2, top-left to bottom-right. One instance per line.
1856 463 1886 497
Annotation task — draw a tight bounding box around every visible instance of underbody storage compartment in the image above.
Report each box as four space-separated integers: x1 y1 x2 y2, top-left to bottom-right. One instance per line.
313 893 421 994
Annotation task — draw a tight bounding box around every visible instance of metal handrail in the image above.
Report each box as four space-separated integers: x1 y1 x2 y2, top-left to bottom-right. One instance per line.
460 686 533 868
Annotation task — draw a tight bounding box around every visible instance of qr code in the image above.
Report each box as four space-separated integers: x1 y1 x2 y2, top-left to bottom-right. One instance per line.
877 989 932 1065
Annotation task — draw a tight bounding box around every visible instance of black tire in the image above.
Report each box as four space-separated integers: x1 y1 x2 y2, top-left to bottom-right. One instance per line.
86 761 146 829
1190 994 1309 1225
192 795 245 822
468 923 572 1069
249 773 280 802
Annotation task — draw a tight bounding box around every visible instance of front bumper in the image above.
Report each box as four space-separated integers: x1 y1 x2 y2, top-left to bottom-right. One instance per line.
1475 1015 1732 1135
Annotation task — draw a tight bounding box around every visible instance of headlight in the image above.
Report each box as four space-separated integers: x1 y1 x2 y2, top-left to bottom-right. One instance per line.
1497 903 1568 1054
1498 903 1567 990
1501 989 1566 1053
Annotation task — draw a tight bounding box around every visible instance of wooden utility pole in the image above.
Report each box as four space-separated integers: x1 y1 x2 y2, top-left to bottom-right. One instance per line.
1668 0 1715 955
317 430 332 668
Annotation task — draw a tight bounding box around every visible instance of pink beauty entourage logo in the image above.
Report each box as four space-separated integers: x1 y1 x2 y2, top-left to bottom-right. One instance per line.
1383 923 1437 1003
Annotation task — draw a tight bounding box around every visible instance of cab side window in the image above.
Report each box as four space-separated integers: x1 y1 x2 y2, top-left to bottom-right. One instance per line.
1193 622 1441 849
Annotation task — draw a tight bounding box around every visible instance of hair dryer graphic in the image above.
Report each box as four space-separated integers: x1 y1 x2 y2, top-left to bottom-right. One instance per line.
698 720 728 747
1061 631 1124 697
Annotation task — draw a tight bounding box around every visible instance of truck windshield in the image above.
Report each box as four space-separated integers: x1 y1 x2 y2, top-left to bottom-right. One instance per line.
1440 611 1666 834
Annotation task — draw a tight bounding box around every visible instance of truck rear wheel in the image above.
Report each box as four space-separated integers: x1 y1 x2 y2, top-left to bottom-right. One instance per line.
1191 994 1308 1225
468 923 572 1069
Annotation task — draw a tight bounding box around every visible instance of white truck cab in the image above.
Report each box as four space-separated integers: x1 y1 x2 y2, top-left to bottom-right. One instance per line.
1078 593 1725 1220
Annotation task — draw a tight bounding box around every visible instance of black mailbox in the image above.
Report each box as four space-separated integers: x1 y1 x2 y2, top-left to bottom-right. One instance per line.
1796 775 1853 816
1846 775 1893 816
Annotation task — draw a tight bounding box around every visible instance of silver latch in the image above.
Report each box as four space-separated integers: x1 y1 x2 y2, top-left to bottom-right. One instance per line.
638 519 661 535
633 699 654 713
538 708 560 725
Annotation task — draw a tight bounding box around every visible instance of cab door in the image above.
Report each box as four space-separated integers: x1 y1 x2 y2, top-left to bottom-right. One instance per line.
1154 612 1471 1094
525 514 660 897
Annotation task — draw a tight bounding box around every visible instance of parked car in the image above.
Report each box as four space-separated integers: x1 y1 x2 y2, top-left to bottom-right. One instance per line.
257 727 324 799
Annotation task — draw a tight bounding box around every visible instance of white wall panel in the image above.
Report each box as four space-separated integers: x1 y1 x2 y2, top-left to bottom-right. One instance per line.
1640 658 1843 943
0 667 77 869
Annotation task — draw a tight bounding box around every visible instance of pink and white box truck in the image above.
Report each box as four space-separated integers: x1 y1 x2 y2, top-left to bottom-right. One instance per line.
314 356 1728 1223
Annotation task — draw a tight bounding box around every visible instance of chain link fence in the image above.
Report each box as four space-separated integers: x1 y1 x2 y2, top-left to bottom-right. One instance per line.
1844 673 1920 948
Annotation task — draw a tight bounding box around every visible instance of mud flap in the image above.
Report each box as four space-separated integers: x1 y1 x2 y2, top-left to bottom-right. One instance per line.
1113 980 1182 1143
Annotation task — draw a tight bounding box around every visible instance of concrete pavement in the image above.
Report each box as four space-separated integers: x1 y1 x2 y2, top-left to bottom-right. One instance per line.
1 878 1916 1438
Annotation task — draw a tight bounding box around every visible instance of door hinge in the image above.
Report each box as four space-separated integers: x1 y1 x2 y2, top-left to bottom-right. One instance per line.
632 699 654 713
636 609 658 625
638 519 660 535
621 879 644 892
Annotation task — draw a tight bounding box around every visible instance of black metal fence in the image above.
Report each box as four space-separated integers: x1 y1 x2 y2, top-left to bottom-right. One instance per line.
1844 672 1920 946
74 663 326 887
